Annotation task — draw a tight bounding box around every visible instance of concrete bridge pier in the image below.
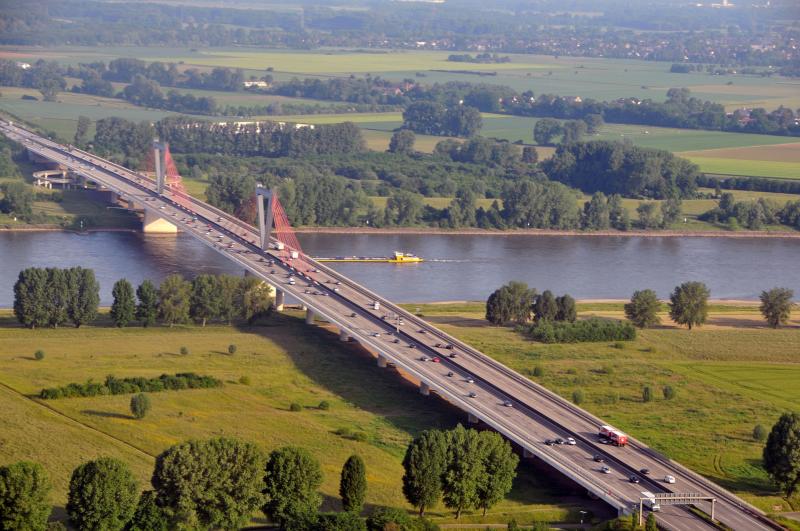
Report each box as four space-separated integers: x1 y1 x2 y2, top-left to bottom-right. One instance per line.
468 413 480 424
142 210 178 233
305 308 315 325
377 354 388 368
420 381 431 396
274 289 284 311
523 448 535 458
339 329 350 342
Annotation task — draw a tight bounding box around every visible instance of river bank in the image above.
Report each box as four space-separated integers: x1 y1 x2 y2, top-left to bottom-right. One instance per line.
3 223 800 239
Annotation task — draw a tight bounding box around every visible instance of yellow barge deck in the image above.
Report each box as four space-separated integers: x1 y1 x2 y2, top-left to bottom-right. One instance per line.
315 251 423 263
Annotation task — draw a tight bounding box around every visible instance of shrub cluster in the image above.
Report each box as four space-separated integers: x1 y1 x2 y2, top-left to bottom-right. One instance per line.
40 373 221 399
529 318 636 343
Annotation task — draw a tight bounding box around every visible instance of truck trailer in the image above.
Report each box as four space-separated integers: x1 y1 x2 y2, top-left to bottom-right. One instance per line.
599 425 628 446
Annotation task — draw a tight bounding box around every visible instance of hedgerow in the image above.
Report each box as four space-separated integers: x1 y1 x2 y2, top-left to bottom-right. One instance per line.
528 318 636 343
39 373 221 399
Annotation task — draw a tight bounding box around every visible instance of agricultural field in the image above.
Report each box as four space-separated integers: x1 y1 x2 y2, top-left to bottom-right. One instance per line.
679 143 800 181
0 310 584 526
404 301 800 515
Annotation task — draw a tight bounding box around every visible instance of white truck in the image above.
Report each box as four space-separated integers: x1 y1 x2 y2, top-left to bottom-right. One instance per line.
640 491 660 512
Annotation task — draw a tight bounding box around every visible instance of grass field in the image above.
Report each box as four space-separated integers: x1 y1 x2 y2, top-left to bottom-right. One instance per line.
5 45 795 110
0 310 584 526
401 302 800 514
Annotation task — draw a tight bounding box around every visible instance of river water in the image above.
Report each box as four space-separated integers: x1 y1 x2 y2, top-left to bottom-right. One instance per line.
1 231 798 306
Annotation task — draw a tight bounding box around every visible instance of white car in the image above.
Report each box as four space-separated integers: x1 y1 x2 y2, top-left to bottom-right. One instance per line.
664 475 676 484
566 437 577 445
600 466 611 474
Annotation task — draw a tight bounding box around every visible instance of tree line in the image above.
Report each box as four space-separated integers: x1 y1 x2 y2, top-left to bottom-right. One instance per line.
0 425 521 529
40 373 222 400
700 193 800 230
487 280 794 336
13 269 274 329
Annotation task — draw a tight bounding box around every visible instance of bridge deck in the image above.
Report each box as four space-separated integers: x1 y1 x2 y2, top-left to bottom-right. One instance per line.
0 122 777 531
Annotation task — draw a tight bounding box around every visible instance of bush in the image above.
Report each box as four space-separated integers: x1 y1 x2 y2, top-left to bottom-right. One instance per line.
367 507 413 530
611 342 625 349
179 346 189 355
643 386 653 403
130 393 151 419
228 344 237 354
533 365 544 377
40 373 222 399
239 375 251 385
290 402 302 412
529 318 636 343
663 385 676 400
572 389 585 404
34 349 45 361
753 424 767 441
319 400 330 410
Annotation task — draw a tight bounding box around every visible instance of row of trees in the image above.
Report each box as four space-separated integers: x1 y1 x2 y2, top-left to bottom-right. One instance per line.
402 102 483 138
624 285 794 329
402 426 518 518
13 267 100 329
0 439 380 531
112 273 273 328
485 282 576 325
700 193 800 230
12 268 275 329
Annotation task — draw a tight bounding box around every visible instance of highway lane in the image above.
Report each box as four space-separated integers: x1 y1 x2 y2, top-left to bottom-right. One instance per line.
1 122 778 531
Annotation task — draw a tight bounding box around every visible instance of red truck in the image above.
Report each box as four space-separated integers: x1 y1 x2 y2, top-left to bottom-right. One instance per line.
599 425 628 446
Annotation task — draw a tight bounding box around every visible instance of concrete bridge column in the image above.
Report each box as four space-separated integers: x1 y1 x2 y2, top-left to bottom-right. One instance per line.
305 308 315 325
274 289 284 311
420 381 431 396
523 449 535 459
340 329 350 342
142 210 178 233
377 355 388 367
468 413 479 424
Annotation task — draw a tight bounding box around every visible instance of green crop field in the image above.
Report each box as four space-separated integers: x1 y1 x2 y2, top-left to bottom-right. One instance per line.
0 310 582 526
680 157 800 181
5 45 797 110
402 302 800 514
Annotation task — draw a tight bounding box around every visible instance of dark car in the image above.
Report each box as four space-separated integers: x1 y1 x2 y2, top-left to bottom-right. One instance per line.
544 439 555 446
629 476 641 484
639 468 650 475
555 438 565 445
593 455 605 462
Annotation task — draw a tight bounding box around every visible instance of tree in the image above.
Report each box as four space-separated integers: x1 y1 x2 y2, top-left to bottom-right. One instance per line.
127 490 168 531
158 274 190 326
608 194 630 231
636 202 663 229
533 290 558 323
239 277 274 325
135 280 158 327
645 513 657 531
669 281 710 330
110 279 135 327
642 386 653 402
0 182 33 217
583 113 604 134
65 267 99 328
13 268 50 329
521 146 538 163
67 457 138 531
0 461 51 531
753 424 767 442
763 412 800 497
476 432 518 516
74 116 91 146
661 196 682 227
263 446 323 527
340 455 367 513
583 192 610 230
556 294 577 322
533 118 563 146
217 275 242 324
402 430 448 516
45 267 69 328
442 425 484 518
663 385 676 400
152 438 266 530
190 274 221 326
384 190 423 226
389 130 416 155
759 288 794 328
130 393 151 419
561 120 587 144
624 289 661 328
485 281 536 325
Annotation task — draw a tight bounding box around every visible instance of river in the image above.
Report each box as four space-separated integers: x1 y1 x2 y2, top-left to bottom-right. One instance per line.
1 231 798 306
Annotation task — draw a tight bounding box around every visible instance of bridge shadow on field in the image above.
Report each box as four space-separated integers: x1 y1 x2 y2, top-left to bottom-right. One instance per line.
237 312 465 436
